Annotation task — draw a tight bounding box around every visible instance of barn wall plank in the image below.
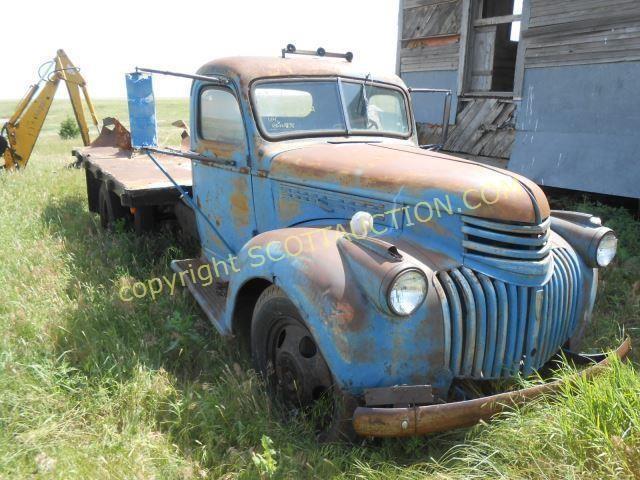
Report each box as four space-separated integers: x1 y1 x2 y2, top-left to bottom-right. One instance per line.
524 0 640 67
398 0 463 73
400 41 460 72
402 1 462 40
404 0 458 8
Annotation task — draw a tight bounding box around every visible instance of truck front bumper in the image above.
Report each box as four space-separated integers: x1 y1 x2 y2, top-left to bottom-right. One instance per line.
353 338 631 438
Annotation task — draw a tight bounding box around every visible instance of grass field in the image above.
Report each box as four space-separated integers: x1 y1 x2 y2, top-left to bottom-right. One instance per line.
1 99 639 479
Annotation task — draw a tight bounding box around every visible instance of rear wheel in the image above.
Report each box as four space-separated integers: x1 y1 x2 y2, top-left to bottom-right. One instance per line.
133 206 155 235
251 285 358 442
98 183 129 230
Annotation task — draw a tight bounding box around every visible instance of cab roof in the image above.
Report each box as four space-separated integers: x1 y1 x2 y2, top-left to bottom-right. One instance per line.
196 56 406 90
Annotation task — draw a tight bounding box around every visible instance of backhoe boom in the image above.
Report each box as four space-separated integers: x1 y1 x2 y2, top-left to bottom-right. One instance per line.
1 50 98 170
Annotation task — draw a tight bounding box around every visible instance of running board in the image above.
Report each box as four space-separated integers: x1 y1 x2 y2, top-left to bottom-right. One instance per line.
171 258 228 334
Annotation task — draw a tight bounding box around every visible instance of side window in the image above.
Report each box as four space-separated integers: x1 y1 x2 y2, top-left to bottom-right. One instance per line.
463 0 524 94
199 87 247 153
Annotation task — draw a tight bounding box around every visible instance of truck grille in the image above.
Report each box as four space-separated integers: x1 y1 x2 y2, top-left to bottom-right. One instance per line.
462 215 551 261
434 248 582 379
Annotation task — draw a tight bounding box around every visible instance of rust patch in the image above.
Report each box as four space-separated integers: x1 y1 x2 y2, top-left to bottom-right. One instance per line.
230 178 250 227
331 300 355 327
269 143 550 224
90 117 132 150
405 35 460 49
277 195 302 222
196 139 242 160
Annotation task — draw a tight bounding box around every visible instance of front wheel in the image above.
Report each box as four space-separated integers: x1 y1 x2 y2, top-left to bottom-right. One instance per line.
251 285 358 442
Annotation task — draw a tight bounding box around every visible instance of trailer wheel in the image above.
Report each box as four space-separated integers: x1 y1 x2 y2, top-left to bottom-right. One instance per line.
251 285 358 443
133 206 155 235
98 183 129 230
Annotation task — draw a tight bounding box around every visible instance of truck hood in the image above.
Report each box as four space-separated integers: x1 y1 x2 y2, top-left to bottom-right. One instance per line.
269 142 549 224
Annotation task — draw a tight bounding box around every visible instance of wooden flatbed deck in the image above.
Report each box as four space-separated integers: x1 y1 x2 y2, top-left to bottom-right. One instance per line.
79 145 192 207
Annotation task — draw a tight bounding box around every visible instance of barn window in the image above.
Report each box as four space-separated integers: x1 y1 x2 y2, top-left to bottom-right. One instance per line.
461 0 524 94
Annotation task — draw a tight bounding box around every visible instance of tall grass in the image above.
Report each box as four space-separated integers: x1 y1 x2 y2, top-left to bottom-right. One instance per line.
0 99 638 479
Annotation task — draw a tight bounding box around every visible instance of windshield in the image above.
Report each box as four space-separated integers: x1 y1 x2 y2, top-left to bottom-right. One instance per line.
252 79 410 139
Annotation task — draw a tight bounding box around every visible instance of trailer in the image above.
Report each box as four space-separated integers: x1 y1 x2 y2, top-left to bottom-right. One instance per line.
77 118 196 236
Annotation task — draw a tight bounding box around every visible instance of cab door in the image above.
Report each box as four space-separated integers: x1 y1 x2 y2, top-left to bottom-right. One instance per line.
191 83 257 263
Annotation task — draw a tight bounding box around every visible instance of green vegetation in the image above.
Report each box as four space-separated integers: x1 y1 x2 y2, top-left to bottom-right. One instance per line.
0 99 638 479
58 117 81 140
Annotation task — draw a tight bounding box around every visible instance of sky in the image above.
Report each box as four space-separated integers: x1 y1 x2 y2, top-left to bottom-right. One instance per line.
1 0 400 100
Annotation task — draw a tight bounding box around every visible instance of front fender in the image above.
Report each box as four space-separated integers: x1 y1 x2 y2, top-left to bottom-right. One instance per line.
222 227 451 395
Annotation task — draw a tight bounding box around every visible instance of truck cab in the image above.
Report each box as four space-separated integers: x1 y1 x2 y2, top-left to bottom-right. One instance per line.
80 50 624 441
189 56 418 260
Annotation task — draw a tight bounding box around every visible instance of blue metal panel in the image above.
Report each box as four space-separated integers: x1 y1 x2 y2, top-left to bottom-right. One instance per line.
513 287 529 374
493 281 509 377
556 252 571 347
556 252 573 346
440 272 463 375
451 269 476 376
478 273 497 377
509 63 640 198
504 284 519 375
556 254 568 352
125 73 157 148
523 289 541 376
462 225 549 247
402 70 458 124
558 249 581 334
192 161 257 261
462 268 486 377
550 268 563 353
542 279 554 362
433 277 452 370
537 281 551 366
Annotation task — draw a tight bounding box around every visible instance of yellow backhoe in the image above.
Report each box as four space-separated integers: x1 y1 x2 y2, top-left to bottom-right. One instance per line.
0 49 98 170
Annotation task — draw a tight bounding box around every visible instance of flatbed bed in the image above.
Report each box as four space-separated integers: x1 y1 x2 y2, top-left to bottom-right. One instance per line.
75 119 197 236
78 145 192 207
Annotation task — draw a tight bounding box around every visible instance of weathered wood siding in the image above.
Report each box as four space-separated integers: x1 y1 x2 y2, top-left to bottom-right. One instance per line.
399 0 463 73
524 0 640 68
444 98 516 158
510 1 640 197
416 98 516 158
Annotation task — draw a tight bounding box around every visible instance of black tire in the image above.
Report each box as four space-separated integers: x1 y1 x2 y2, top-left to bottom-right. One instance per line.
133 206 155 235
251 285 358 443
0 135 8 157
98 183 130 230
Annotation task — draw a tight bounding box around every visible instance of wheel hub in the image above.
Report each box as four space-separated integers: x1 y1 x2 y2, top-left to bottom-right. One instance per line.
269 320 333 409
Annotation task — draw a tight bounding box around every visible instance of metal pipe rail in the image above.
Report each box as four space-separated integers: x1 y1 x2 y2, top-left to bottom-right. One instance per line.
135 67 228 84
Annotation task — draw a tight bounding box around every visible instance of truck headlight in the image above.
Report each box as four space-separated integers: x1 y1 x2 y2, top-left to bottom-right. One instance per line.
596 231 618 267
387 269 427 316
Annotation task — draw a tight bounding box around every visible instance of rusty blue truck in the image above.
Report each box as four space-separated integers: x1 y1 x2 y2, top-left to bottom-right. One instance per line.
77 46 629 441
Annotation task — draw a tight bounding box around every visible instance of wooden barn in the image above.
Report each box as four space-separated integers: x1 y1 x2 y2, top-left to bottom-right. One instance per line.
397 0 640 199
